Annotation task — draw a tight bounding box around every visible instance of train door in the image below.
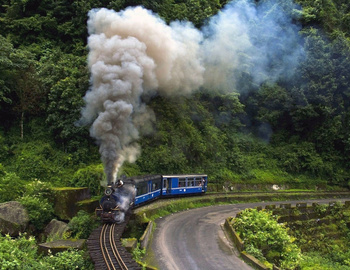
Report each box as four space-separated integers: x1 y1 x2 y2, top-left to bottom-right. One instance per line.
148 181 152 193
201 176 207 192
163 178 171 194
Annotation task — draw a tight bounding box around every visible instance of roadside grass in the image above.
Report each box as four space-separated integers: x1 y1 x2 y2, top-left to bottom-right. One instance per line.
300 252 350 270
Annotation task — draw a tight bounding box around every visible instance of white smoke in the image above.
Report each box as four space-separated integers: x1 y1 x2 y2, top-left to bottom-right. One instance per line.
201 0 304 92
81 6 204 183
113 184 136 223
80 0 304 184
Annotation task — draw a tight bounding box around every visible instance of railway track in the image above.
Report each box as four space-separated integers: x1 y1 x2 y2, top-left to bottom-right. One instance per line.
87 215 142 270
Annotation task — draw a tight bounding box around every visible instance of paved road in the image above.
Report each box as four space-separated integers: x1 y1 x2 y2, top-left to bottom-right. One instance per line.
149 198 349 270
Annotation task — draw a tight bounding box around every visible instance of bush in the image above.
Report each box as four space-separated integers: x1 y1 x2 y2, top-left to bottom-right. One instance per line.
42 249 94 270
0 171 25 203
131 242 146 262
0 234 93 270
68 210 97 239
275 142 325 176
24 180 54 200
12 141 56 181
70 164 104 196
19 195 54 231
0 234 42 269
232 208 301 269
0 134 10 161
301 252 350 270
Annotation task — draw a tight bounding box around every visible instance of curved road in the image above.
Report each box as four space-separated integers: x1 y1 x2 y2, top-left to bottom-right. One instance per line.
149 198 349 270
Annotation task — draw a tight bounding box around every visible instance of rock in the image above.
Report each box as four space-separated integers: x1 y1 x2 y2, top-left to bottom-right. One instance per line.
76 198 100 214
38 239 86 255
0 201 29 236
44 219 69 240
52 187 91 220
122 238 138 252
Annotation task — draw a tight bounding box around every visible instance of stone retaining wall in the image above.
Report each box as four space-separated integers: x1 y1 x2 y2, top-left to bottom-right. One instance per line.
139 221 153 249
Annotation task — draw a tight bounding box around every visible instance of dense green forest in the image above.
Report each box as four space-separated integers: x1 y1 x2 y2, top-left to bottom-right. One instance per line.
0 0 350 200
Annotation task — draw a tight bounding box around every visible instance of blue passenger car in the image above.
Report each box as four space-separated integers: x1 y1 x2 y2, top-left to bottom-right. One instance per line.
161 174 208 196
97 173 208 222
134 175 162 206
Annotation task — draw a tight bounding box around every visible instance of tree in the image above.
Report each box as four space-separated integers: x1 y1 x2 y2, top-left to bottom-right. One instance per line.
0 35 14 107
0 35 44 137
13 64 44 139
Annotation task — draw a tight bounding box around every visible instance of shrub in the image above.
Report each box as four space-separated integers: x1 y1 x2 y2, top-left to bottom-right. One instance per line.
24 179 54 200
70 164 104 196
19 195 54 231
0 171 25 203
12 141 56 181
42 249 94 270
68 210 97 239
0 234 42 269
131 242 146 262
301 252 350 270
0 234 93 270
232 208 301 269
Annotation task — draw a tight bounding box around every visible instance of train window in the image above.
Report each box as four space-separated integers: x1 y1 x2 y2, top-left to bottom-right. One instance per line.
187 177 194 186
195 178 202 186
179 178 186 187
152 182 160 190
137 182 148 196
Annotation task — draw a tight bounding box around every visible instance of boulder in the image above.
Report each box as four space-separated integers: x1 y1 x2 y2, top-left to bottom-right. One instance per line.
76 198 100 214
122 238 138 252
38 239 86 255
44 219 69 240
0 201 29 236
52 187 91 220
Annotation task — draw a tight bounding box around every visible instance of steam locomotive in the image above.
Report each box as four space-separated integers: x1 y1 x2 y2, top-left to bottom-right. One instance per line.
96 174 208 223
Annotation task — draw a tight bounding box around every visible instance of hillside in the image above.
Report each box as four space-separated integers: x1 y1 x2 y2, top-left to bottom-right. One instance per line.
0 0 350 198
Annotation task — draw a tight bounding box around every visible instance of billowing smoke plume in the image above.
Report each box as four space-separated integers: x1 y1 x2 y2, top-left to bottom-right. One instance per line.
112 184 136 223
201 0 304 92
80 0 304 184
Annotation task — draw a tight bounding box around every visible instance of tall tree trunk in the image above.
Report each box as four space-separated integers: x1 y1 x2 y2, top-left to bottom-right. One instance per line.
20 111 24 139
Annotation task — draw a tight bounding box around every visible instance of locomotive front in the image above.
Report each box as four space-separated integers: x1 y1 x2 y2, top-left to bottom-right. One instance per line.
96 179 136 223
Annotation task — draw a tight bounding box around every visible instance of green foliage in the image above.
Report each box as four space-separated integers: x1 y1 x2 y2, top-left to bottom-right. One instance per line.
232 208 301 269
44 50 91 151
68 210 98 239
287 203 350 269
19 195 54 231
0 234 93 270
10 141 61 182
9 141 54 180
5 139 88 186
0 35 16 107
42 249 94 270
132 242 146 262
275 142 324 175
0 134 10 161
313 203 328 215
296 0 350 36
301 252 350 270
23 180 54 200
70 164 104 196
0 234 42 269
0 0 350 196
0 171 25 203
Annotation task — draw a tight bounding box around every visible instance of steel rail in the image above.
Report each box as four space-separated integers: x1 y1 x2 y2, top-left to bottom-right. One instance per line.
110 223 129 270
100 224 116 270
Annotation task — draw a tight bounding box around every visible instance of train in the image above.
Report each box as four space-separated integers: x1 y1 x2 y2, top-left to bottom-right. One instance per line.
96 174 208 223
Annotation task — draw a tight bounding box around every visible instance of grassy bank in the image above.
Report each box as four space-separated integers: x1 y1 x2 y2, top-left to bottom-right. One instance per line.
133 191 350 223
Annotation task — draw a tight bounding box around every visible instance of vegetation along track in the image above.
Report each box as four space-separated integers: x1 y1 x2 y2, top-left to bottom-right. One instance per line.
87 215 142 270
